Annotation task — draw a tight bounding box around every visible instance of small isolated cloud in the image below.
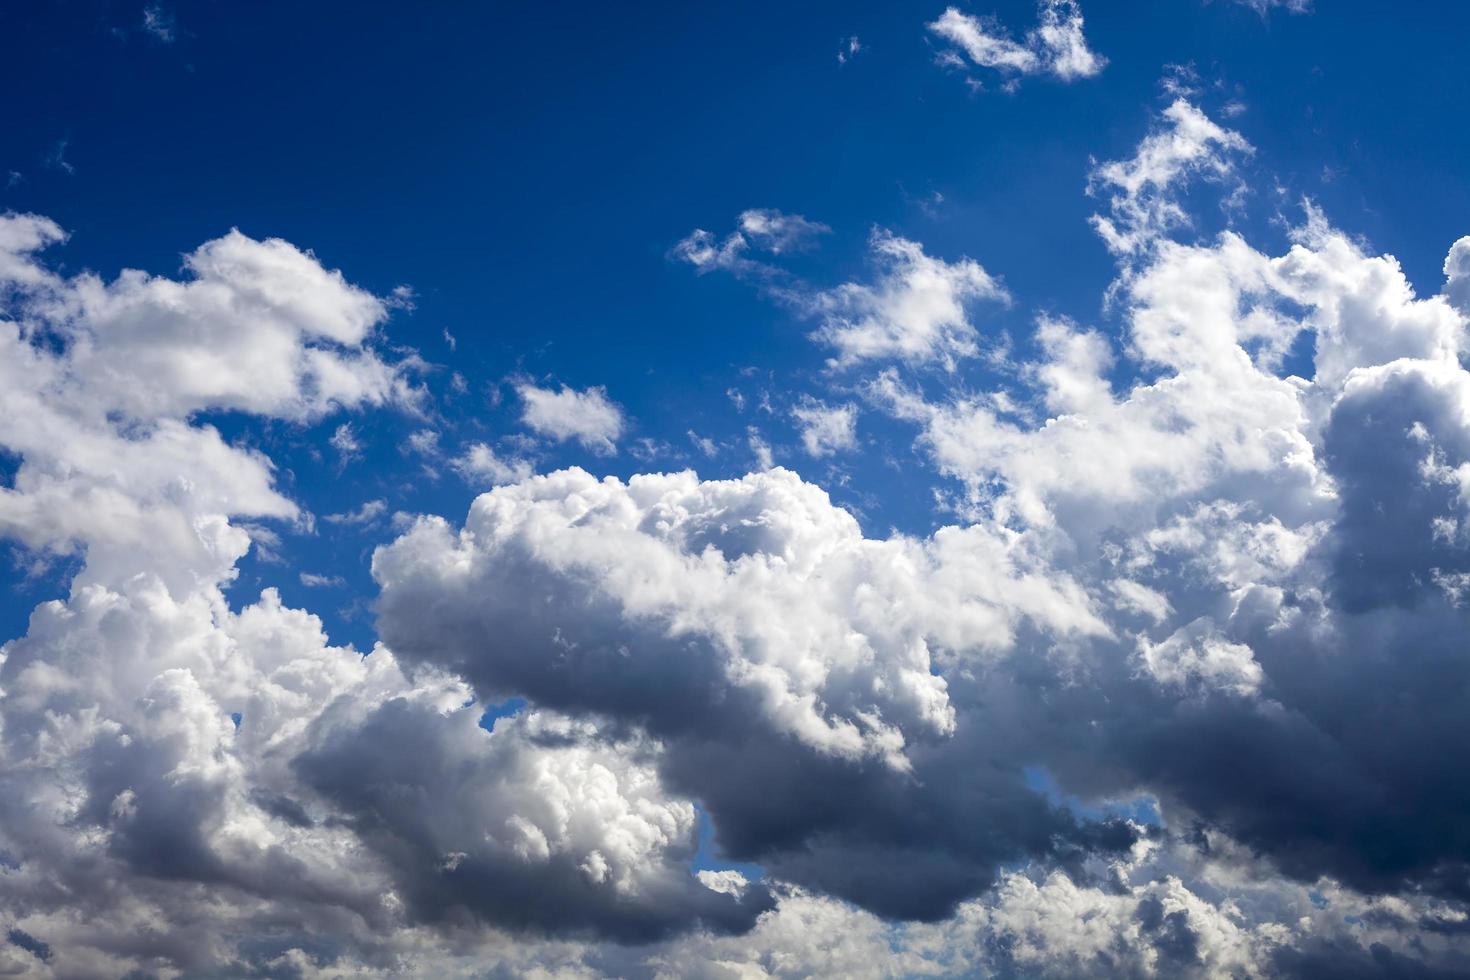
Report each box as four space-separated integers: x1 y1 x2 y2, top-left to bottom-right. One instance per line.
299 571 345 588
673 208 830 274
328 422 362 460
450 442 534 485
837 35 862 64
677 217 1006 370
385 284 416 311
517 383 625 454
406 428 440 456
792 398 859 457
688 430 719 457
142 5 176 42
44 139 75 175
928 0 1106 88
1232 0 1310 13
323 499 388 526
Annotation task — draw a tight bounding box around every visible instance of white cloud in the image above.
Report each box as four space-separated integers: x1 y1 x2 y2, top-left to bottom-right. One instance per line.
671 227 748 273
0 217 770 973
0 216 422 591
299 571 345 588
807 230 1009 369
0 212 65 285
1031 0 1106 80
406 428 441 456
1136 618 1263 696
688 430 720 457
791 398 859 457
1234 0 1311 13
676 218 1005 369
673 208 829 274
928 1 1106 87
1030 315 1115 416
930 8 1038 75
737 208 830 254
450 442 534 485
517 383 625 454
748 426 775 469
1440 234 1470 316
15 223 420 423
1088 99 1253 256
323 498 388 526
328 422 362 459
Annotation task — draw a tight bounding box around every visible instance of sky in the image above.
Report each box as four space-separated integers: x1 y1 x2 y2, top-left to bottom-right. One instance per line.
2 0 1470 976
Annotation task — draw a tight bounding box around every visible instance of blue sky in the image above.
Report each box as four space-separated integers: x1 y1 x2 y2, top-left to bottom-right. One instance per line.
4 1 1470 976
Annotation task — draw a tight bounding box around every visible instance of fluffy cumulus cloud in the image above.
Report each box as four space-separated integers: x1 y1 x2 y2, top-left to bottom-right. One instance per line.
6 91 1470 977
928 0 1106 88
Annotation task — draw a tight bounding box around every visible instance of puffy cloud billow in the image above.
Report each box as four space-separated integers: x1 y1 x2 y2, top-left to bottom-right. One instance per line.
3 95 1470 979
